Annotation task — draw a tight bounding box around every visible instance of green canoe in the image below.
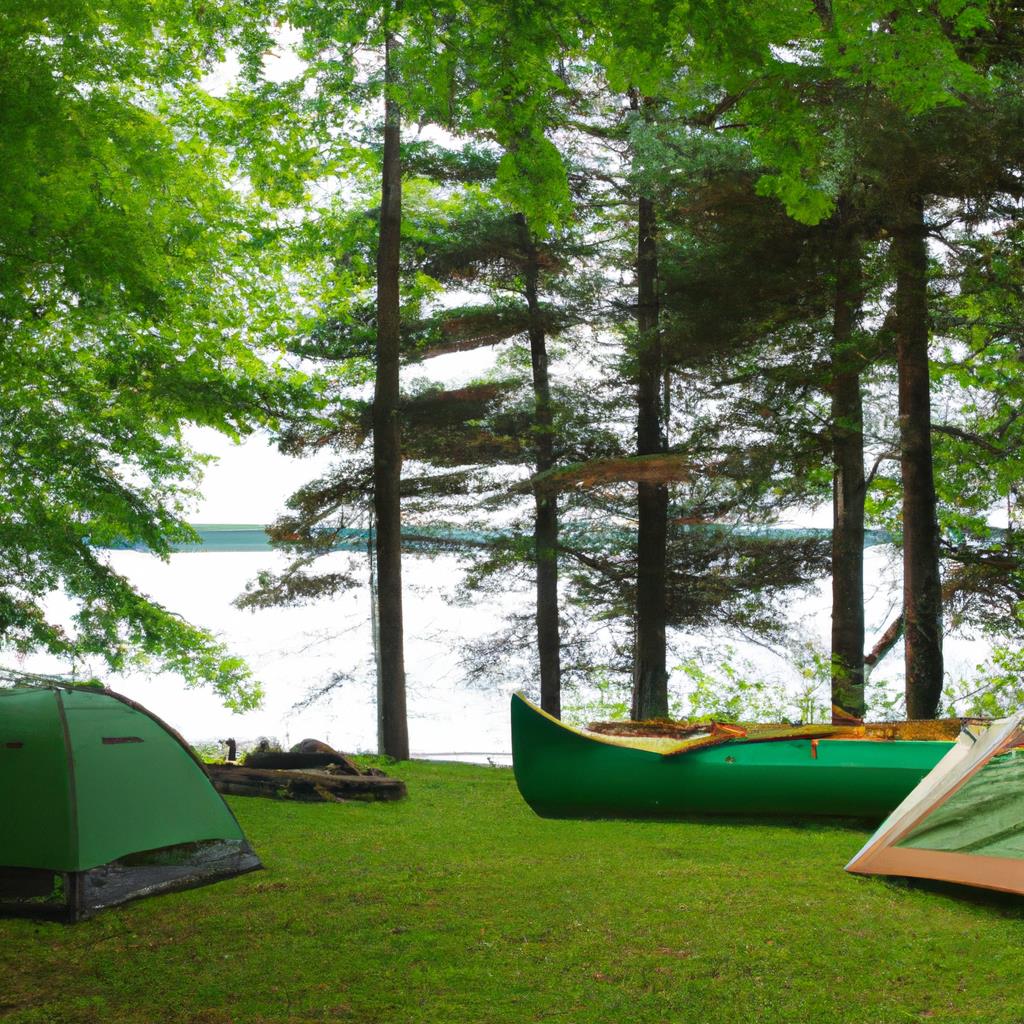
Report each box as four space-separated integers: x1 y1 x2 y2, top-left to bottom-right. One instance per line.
511 693 955 821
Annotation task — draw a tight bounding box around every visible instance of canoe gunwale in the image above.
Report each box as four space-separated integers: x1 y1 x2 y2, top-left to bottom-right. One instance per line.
519 695 974 758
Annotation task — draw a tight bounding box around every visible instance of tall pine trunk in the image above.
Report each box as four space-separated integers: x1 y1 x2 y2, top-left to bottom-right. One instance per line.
517 214 562 717
893 193 943 719
372 28 409 759
631 187 670 721
830 216 866 721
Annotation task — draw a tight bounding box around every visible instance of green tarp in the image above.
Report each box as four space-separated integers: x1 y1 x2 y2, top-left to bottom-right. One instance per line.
897 748 1024 860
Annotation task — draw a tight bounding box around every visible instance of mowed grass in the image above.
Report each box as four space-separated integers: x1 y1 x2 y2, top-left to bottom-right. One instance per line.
2 760 1024 1024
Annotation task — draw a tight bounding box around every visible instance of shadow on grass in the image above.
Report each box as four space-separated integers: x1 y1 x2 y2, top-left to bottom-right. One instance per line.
875 875 1024 916
537 809 878 834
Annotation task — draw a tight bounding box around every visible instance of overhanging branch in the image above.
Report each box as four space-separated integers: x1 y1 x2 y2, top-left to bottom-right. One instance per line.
528 454 696 495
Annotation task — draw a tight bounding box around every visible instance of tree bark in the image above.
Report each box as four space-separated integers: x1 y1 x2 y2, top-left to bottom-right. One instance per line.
517 214 562 718
372 27 409 759
631 174 670 721
893 193 943 719
830 214 866 721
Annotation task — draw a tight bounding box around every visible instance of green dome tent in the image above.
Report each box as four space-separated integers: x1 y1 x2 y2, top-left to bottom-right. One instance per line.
0 686 261 920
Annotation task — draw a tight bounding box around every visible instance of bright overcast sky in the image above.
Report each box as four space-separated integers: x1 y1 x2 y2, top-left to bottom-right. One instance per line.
188 346 500 523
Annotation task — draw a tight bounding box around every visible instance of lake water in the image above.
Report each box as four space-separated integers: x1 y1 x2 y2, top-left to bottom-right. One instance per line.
25 548 519 761
18 541 992 763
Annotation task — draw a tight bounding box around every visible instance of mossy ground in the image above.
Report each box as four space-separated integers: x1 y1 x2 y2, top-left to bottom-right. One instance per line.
2 760 1023 1024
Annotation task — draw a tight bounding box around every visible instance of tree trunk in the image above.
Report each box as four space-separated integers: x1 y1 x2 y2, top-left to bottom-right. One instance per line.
830 216 866 721
517 214 562 718
893 193 943 719
208 764 406 803
631 184 670 721
372 28 409 759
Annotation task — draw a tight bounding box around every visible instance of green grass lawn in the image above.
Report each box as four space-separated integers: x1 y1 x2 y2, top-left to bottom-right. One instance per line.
3 760 1023 1024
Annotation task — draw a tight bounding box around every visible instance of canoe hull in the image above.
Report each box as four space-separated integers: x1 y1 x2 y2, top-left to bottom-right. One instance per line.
511 694 954 821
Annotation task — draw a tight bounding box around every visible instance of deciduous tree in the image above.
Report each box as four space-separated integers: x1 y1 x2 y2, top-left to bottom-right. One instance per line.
0 0 304 704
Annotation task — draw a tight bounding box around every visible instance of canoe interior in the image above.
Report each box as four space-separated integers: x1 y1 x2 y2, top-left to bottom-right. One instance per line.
511 693 956 822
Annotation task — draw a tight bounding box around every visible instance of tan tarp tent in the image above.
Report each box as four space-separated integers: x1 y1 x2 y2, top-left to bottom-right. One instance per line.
846 712 1024 895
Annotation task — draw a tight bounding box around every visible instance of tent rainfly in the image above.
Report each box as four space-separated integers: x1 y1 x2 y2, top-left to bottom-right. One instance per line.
846 712 1024 895
0 686 262 921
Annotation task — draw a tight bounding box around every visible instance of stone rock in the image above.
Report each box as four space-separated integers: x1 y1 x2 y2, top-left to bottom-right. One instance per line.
290 738 342 756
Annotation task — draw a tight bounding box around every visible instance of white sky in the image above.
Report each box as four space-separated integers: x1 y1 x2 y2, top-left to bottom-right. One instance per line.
186 428 325 523
186 343 503 522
